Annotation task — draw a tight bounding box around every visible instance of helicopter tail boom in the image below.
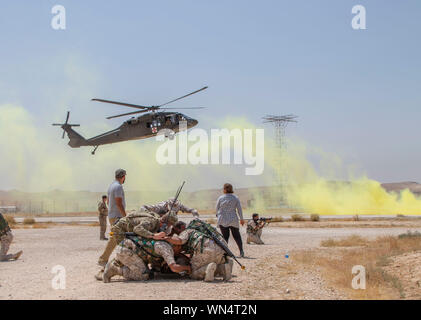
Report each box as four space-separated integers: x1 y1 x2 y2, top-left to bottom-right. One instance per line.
52 112 86 148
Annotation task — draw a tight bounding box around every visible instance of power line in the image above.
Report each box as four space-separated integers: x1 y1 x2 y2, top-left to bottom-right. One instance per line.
262 114 298 205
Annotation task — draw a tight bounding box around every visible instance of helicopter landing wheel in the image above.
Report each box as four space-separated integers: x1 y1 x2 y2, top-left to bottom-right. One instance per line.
92 146 99 155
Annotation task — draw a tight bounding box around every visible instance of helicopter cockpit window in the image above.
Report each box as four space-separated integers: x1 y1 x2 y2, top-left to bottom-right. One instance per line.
127 118 138 125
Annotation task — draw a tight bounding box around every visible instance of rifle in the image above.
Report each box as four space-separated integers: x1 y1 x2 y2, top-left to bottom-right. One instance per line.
259 217 273 224
124 232 162 259
168 181 185 213
245 217 273 225
207 228 246 270
159 181 186 233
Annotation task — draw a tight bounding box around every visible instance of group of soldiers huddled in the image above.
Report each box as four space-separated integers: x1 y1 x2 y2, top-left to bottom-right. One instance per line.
95 199 233 283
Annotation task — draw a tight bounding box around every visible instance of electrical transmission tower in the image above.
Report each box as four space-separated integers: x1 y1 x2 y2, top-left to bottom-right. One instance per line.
262 114 298 206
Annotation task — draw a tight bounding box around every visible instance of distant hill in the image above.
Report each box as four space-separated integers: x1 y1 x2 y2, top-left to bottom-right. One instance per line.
380 181 421 196
0 181 419 213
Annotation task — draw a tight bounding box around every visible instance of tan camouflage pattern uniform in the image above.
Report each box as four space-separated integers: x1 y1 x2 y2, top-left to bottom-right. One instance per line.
1 232 14 261
98 210 176 265
142 199 199 217
0 213 20 261
109 238 177 281
246 220 265 244
98 201 108 240
178 229 227 280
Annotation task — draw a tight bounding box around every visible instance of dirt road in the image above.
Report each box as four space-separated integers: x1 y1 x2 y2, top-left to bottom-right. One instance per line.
1 225 420 300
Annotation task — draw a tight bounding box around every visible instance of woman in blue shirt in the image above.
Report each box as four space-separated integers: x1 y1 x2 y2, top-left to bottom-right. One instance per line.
216 183 245 257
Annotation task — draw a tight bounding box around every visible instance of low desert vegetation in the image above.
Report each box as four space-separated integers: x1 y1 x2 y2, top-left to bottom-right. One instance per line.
23 218 36 225
295 233 421 299
321 235 368 247
398 230 421 239
270 216 283 223
310 214 320 222
4 214 16 225
291 214 305 222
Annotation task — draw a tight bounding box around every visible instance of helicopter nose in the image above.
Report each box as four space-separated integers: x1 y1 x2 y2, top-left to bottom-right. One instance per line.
189 118 198 127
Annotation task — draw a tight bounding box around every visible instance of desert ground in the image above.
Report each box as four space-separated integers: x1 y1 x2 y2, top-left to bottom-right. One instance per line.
1 217 421 300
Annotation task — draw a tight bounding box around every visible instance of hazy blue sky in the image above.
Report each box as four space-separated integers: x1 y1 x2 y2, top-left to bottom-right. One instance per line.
0 0 420 188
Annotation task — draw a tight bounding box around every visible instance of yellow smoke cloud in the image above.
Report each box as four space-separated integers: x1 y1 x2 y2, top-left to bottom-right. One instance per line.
213 116 421 215
1 106 420 215
277 138 421 215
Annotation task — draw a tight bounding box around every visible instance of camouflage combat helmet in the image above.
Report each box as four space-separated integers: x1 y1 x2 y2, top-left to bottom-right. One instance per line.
161 212 178 225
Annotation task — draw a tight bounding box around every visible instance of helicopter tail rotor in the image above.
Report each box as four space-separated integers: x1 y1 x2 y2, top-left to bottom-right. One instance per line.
52 111 80 139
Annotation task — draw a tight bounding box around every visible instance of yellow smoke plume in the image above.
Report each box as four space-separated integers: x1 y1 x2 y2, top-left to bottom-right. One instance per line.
1 107 420 215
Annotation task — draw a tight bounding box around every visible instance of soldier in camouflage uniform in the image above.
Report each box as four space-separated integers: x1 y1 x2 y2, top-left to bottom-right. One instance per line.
98 208 173 267
96 210 178 279
98 195 108 240
102 214 190 282
166 221 233 282
0 211 23 262
246 213 265 245
103 236 191 282
142 198 199 218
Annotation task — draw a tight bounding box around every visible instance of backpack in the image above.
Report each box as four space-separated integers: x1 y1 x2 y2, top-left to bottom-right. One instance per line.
185 219 226 254
124 235 164 266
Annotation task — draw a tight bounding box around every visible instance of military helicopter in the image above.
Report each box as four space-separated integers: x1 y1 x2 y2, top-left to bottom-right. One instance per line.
53 86 207 154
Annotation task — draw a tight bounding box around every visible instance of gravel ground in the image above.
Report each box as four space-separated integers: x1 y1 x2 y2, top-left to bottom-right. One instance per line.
1 224 420 300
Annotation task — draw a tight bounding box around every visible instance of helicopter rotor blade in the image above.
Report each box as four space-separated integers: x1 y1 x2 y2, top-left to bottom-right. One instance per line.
91 98 150 110
158 86 208 107
160 107 205 110
65 111 70 124
106 109 150 120
62 130 66 139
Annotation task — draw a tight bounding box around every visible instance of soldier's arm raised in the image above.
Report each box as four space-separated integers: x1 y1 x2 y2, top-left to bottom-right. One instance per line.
179 203 199 217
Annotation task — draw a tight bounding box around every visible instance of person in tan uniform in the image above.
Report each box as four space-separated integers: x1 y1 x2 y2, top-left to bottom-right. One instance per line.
97 208 177 268
142 198 199 217
98 195 108 240
95 210 178 280
0 211 23 262
246 213 266 245
165 220 233 282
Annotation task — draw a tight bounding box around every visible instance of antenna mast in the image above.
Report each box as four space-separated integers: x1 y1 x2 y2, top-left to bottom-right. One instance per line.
262 114 298 206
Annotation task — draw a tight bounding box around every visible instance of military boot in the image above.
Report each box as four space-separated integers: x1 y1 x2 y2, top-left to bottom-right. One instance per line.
204 262 217 282
95 269 104 281
12 250 23 260
103 260 123 283
222 258 234 281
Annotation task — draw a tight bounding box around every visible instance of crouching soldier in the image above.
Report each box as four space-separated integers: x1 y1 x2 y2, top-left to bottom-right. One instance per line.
246 213 266 245
142 198 199 218
166 220 233 282
96 210 177 279
0 211 23 262
103 214 190 282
